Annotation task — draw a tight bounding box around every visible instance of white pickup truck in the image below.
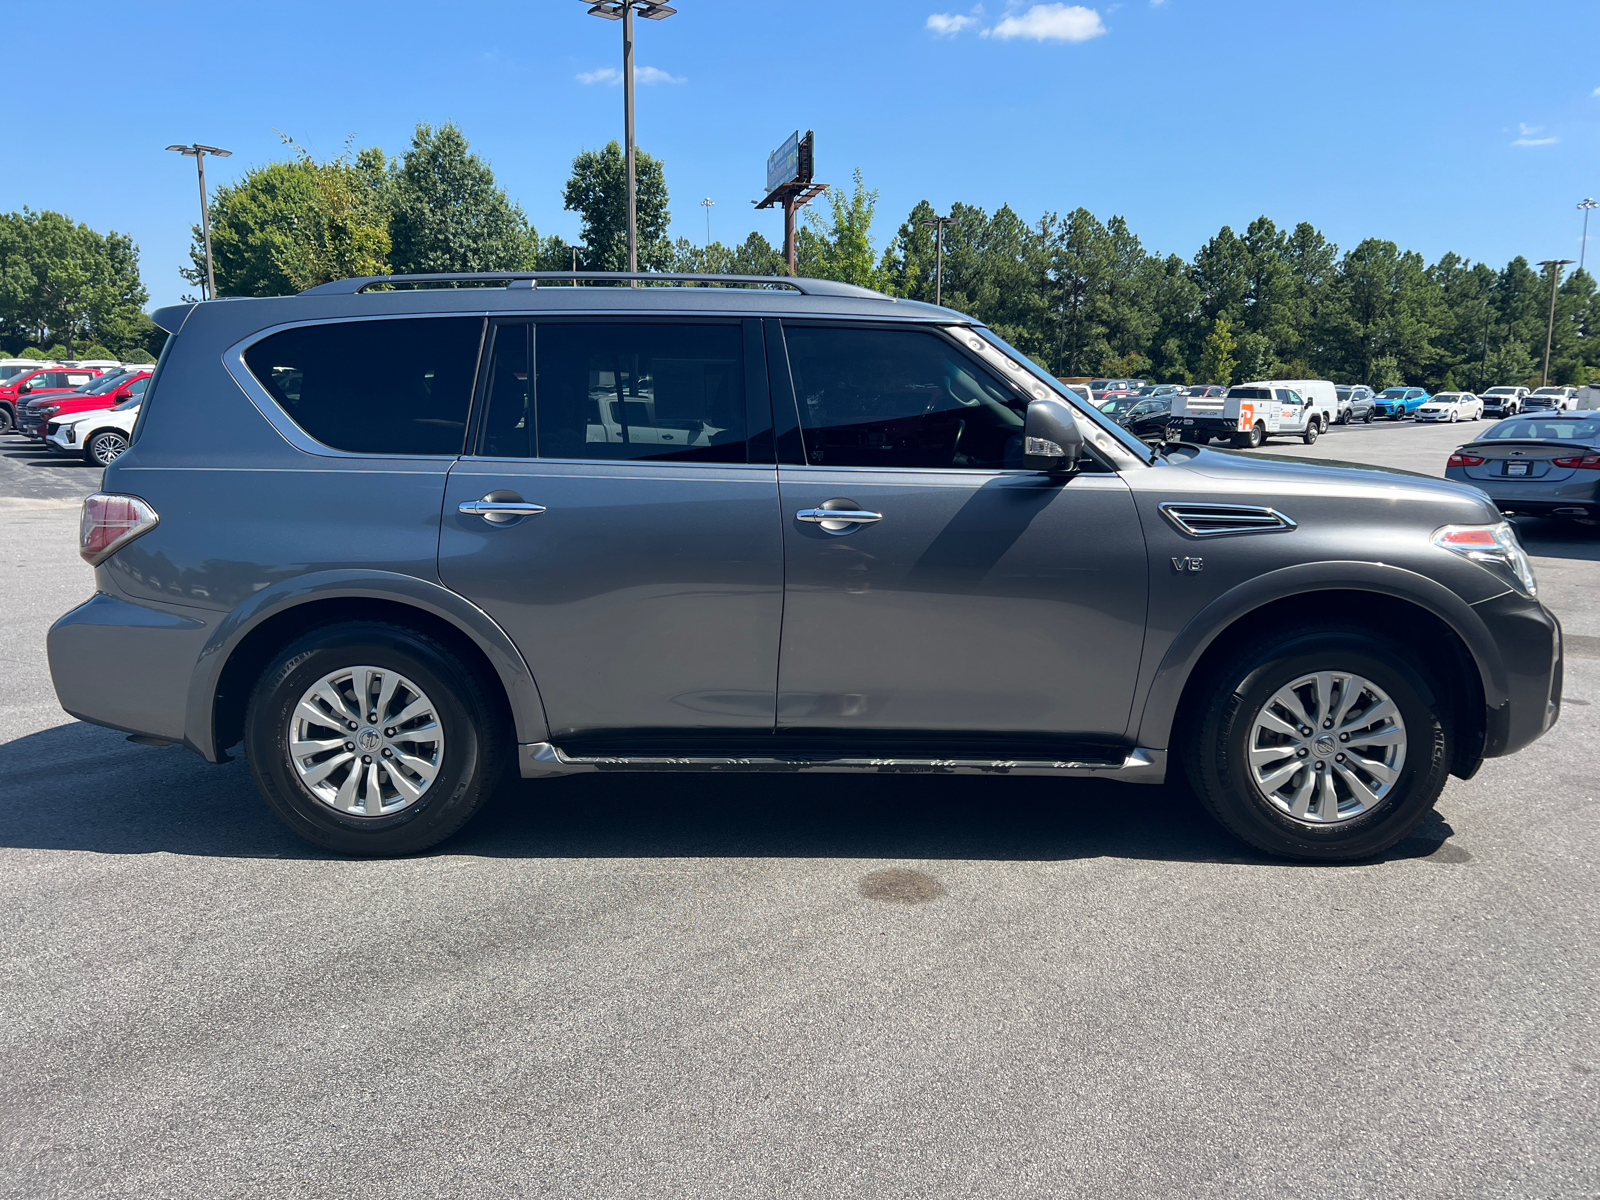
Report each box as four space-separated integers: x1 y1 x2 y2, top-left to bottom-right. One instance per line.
1170 379 1339 448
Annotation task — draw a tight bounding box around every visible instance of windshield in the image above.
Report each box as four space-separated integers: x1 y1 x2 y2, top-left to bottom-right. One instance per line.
1136 385 1162 396
1431 394 1461 402
1484 388 1513 396
1335 387 1350 399
1379 388 1406 398
82 371 133 395
1481 418 1600 441
1088 380 1111 390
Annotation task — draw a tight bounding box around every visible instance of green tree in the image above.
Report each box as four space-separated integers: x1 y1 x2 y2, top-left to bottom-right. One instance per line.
1198 315 1238 385
562 141 672 271
798 168 884 289
185 161 320 297
0 208 148 357
389 122 538 274
265 135 392 291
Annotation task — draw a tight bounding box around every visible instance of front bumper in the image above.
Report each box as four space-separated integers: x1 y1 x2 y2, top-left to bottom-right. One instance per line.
1474 591 1562 760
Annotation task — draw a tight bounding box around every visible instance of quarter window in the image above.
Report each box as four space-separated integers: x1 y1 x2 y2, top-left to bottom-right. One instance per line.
783 325 1026 470
243 317 482 456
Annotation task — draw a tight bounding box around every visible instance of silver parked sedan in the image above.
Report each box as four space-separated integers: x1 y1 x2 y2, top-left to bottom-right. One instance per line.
1445 413 1600 521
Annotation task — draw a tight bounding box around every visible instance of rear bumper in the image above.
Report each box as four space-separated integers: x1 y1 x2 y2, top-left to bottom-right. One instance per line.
48 593 211 746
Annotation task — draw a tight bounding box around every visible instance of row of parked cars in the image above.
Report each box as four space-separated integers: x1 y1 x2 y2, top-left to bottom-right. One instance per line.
1077 376 1593 448
0 357 151 465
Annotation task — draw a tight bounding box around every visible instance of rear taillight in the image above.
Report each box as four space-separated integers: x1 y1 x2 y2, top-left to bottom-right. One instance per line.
1551 454 1600 469
79 493 158 565
1448 453 1485 467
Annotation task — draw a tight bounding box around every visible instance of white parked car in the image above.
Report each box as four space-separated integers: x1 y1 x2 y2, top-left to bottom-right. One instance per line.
1528 386 1578 411
45 399 139 466
1415 392 1484 423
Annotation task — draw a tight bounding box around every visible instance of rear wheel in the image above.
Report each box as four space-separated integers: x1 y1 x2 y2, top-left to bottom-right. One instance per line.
1184 627 1449 861
1364 408 1375 424
86 429 129 467
244 622 507 855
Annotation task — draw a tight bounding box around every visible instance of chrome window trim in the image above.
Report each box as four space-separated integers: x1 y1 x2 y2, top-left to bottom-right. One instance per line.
222 311 491 460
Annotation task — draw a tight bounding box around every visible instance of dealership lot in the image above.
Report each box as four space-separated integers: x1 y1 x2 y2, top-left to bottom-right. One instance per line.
1 424 1596 1198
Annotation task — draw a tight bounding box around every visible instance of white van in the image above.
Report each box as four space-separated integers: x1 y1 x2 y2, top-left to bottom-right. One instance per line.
1171 378 1339 448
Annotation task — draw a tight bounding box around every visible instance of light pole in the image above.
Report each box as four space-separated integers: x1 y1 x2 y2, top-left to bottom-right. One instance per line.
580 1 677 274
700 197 714 248
1579 199 1598 276
569 243 587 285
166 143 232 300
920 214 957 307
1536 259 1574 387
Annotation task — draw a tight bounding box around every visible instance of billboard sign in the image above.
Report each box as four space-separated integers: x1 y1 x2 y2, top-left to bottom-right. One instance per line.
766 130 800 193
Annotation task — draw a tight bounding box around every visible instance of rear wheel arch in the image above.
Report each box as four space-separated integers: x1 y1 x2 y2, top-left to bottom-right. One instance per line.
195 582 548 760
1141 582 1495 780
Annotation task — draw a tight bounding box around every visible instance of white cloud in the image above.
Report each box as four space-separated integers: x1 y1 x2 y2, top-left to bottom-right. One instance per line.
1593 86 1600 97
576 64 684 86
927 12 977 35
1512 122 1558 147
983 4 1107 42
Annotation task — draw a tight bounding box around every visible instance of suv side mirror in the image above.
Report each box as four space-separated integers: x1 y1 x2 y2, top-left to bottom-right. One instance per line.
1023 396 1083 474
18 384 31 394
113 388 132 400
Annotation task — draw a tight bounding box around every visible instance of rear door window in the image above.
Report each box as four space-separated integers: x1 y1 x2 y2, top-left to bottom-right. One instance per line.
782 325 1026 470
477 321 749 463
243 317 482 456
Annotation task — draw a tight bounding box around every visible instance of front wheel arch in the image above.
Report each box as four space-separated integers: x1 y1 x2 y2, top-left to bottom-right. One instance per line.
1144 583 1493 782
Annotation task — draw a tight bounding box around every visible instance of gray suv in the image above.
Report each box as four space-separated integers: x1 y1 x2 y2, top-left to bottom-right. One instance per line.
48 272 1562 862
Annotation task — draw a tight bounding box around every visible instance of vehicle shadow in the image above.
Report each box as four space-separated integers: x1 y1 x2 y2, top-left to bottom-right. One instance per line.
0 720 1459 867
0 444 96 471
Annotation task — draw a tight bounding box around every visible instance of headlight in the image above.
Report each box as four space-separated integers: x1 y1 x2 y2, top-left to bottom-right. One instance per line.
40 405 60 417
1433 521 1537 597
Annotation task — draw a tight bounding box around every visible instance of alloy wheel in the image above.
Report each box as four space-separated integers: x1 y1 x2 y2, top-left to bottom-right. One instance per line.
1246 670 1407 824
288 666 445 817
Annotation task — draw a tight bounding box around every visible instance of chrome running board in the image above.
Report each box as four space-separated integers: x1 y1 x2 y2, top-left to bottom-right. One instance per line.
518 743 1166 784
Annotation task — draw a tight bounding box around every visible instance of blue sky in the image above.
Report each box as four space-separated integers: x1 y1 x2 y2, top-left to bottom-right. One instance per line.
5 0 1599 309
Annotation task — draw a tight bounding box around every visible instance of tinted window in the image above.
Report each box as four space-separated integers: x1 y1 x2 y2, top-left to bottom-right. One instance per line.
784 326 1025 470
1482 418 1600 441
522 322 746 463
1226 387 1270 400
244 317 481 455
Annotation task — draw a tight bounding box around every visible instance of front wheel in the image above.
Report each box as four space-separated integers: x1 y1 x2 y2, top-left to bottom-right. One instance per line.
1302 419 1320 445
86 429 129 467
1184 628 1449 861
244 622 507 855
0 406 12 435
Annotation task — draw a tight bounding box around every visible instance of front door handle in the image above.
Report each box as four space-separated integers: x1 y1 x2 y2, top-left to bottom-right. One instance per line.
796 508 882 524
459 497 546 524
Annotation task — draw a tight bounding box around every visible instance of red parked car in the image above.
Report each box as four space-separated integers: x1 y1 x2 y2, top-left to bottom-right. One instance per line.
0 365 105 433
21 371 150 441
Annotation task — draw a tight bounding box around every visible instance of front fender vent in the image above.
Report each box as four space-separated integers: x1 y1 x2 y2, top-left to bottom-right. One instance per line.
1159 502 1297 538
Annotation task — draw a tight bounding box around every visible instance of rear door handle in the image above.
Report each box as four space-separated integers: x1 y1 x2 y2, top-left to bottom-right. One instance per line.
796 508 882 524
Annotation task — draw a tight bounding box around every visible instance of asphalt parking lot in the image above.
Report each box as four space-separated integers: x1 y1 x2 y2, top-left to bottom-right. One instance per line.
1 420 1596 1199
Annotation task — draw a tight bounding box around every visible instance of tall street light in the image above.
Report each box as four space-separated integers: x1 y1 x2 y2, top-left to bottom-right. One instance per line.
166 143 231 300
920 214 957 307
700 196 714 248
581 1 676 275
1579 199 1598 276
1536 259 1574 387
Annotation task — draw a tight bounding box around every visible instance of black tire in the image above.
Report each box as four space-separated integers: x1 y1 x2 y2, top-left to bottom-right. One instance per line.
244 622 507 855
86 429 129 467
0 405 12 435
1364 409 1375 424
1249 422 1265 448
1302 419 1320 445
1183 627 1449 862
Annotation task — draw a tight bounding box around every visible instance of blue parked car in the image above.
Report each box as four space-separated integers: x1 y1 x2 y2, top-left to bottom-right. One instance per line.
1374 387 1429 419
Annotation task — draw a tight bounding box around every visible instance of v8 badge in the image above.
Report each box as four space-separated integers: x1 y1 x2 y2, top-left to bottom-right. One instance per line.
1171 556 1205 573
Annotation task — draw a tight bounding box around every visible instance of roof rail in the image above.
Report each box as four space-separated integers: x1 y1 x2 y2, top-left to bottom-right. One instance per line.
296 271 893 301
